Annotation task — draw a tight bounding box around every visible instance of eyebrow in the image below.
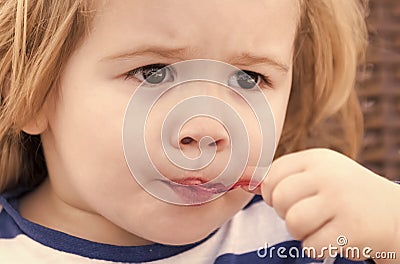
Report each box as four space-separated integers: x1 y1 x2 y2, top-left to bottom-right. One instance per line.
100 46 188 61
230 52 290 73
101 46 290 73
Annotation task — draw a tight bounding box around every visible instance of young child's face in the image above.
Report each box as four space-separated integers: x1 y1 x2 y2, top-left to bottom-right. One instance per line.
41 0 299 245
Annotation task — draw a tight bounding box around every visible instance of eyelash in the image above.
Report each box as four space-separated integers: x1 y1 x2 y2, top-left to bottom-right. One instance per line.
124 63 169 80
124 63 274 88
242 70 273 88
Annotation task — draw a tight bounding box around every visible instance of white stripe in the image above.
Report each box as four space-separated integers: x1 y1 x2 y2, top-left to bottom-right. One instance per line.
150 202 292 263
0 202 292 264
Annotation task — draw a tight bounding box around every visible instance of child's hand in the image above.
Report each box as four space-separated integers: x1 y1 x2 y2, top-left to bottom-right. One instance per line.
261 148 400 263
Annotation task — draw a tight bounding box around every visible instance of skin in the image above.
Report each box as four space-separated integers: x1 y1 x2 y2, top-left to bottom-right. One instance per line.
261 149 400 263
19 0 298 246
18 1 400 262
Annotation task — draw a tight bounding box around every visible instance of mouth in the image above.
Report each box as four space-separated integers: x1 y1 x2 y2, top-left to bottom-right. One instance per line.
163 177 255 204
163 181 216 205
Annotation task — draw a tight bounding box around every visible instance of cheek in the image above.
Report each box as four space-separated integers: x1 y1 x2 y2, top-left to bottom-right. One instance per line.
45 78 140 206
263 78 292 142
228 86 291 166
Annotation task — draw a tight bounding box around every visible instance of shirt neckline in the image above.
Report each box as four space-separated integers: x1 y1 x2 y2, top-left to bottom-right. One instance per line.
0 190 217 263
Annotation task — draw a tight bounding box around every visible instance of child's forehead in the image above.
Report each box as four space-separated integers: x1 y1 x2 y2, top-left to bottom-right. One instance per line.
87 0 299 64
94 0 300 28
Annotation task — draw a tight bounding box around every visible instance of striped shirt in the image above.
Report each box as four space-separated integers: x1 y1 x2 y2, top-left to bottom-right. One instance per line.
0 190 365 264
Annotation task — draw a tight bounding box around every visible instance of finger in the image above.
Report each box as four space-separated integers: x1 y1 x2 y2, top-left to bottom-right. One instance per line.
285 195 335 241
302 222 354 260
262 151 311 205
267 171 319 218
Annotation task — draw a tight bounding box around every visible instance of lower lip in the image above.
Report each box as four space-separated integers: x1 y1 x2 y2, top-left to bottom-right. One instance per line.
165 180 257 204
168 183 217 205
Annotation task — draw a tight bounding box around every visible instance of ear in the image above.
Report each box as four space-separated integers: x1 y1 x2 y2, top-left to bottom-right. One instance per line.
3 71 49 135
22 112 48 135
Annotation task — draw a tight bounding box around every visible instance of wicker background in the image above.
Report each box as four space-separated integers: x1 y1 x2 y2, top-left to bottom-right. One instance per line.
357 0 400 180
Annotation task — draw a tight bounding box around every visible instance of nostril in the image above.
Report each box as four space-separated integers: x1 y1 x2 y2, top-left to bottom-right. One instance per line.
181 137 194 145
208 139 223 147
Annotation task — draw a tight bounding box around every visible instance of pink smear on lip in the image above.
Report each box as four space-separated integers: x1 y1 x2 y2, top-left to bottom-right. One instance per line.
167 178 226 204
171 178 260 195
229 180 251 190
171 177 224 192
228 180 261 193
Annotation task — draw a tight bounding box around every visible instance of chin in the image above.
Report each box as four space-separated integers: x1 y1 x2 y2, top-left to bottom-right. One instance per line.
135 190 251 246
143 213 221 246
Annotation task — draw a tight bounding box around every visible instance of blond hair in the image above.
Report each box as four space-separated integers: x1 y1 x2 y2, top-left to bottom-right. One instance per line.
0 0 368 193
276 0 368 158
0 0 93 192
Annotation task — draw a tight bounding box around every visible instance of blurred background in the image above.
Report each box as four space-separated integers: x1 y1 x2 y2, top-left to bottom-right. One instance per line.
357 0 400 180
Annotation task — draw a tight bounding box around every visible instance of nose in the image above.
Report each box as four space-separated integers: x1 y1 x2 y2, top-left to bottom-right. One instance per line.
175 116 230 156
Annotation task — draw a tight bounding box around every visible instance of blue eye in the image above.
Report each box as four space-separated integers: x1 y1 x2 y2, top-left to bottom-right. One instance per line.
228 70 271 89
125 64 174 85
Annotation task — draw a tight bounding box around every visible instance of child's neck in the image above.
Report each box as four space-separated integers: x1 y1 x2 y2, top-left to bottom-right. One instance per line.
18 179 153 246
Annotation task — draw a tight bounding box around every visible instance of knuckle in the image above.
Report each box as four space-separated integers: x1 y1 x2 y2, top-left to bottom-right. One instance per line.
271 184 288 209
285 209 304 240
307 147 334 160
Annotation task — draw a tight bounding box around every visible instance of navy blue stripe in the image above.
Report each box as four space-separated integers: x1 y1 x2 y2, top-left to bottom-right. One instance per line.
0 193 217 263
0 207 22 239
243 194 263 210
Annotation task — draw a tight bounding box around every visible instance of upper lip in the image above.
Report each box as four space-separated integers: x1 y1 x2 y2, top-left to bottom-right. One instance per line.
165 177 227 194
171 177 208 185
